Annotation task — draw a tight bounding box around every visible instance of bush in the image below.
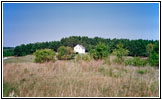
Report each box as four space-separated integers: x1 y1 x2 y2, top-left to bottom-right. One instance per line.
149 52 159 66
124 57 148 66
33 49 56 63
82 54 91 62
75 54 91 62
113 42 129 63
57 46 75 60
113 58 123 64
148 42 159 67
90 42 110 60
146 43 153 56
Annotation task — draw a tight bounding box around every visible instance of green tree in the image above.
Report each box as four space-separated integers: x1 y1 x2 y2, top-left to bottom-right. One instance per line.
14 46 22 56
3 49 14 57
57 46 75 60
33 49 56 63
12 36 157 57
113 42 129 63
90 42 110 60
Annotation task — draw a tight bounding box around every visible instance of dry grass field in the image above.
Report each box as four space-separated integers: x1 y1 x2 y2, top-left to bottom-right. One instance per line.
3 55 159 97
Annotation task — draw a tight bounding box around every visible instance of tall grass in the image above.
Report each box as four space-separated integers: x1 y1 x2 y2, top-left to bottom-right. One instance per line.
124 57 148 66
3 60 159 97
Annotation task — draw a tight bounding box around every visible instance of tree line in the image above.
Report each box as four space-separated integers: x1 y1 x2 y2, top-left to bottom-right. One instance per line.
4 36 159 57
33 41 159 67
3 47 14 57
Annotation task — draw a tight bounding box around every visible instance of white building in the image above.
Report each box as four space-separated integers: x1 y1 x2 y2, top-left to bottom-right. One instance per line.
74 44 85 54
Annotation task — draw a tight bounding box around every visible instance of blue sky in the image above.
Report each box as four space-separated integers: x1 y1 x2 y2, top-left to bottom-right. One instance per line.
3 3 159 47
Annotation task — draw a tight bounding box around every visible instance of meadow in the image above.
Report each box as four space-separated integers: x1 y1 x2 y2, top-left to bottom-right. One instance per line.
3 55 159 97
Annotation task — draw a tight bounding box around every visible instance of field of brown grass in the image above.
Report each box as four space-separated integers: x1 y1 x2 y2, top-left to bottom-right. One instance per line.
3 56 159 97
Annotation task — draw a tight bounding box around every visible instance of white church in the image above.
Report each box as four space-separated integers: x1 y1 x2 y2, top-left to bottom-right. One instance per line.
74 44 85 54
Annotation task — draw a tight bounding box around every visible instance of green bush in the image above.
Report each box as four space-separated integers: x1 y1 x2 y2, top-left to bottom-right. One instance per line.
33 49 56 63
146 43 153 56
149 52 159 66
57 46 75 60
82 54 91 62
113 58 123 64
124 57 148 66
113 42 129 64
75 54 91 62
148 42 159 67
90 42 110 60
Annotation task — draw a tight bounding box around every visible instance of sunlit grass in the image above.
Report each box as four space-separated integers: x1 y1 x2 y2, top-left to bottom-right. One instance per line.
3 55 159 97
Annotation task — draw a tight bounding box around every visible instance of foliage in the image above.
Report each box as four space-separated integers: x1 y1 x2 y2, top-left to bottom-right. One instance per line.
90 42 110 60
57 46 75 60
124 57 148 66
14 44 29 56
12 36 158 57
149 52 159 67
3 47 14 57
75 54 91 62
113 42 129 63
82 54 91 62
128 39 148 57
33 49 56 63
146 43 153 56
148 42 159 67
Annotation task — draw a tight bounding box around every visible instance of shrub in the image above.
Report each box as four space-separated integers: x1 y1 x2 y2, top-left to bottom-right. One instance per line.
146 43 153 56
113 58 123 64
113 42 129 63
124 57 148 66
33 49 56 63
57 46 75 60
82 54 91 62
75 54 91 62
90 42 110 60
148 42 159 67
149 52 159 66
